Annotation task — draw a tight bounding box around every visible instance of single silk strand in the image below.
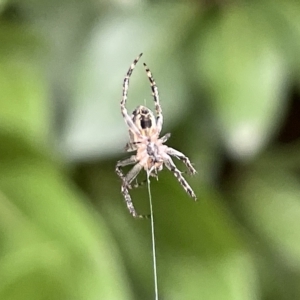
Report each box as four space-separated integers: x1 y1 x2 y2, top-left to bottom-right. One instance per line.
147 170 158 300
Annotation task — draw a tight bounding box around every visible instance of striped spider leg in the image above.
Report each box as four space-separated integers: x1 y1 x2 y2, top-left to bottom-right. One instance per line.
116 53 197 218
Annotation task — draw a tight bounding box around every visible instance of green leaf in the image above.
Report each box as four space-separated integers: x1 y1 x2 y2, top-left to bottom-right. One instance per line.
235 167 300 269
163 253 257 300
0 132 134 300
0 25 48 145
198 5 288 159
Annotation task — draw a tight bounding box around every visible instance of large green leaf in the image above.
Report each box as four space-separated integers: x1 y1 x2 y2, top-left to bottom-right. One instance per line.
0 22 133 299
198 4 288 159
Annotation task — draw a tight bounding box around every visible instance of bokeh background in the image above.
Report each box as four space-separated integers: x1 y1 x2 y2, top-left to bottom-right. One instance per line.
1 0 300 299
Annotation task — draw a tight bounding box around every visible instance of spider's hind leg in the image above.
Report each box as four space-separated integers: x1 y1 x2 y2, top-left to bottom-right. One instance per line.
121 181 149 218
166 147 197 175
115 155 137 181
164 156 197 200
115 158 149 218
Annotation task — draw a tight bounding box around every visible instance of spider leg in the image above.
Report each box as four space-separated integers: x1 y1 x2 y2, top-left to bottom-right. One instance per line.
115 155 137 180
160 133 171 143
116 158 148 218
125 140 141 152
164 155 197 200
125 143 137 152
121 54 143 137
166 147 197 175
143 62 163 134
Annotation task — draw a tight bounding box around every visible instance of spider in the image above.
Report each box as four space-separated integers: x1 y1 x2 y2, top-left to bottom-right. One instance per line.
116 53 197 218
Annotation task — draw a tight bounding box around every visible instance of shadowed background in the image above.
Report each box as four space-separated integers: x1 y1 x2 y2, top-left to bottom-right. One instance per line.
1 0 300 299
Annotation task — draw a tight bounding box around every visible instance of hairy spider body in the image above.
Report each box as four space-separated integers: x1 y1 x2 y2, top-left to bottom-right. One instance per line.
116 53 197 218
126 105 157 148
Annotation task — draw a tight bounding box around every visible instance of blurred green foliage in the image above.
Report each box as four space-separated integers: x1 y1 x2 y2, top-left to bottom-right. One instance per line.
1 0 300 299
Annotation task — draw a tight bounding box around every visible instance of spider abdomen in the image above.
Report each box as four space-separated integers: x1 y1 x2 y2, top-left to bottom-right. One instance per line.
147 142 161 162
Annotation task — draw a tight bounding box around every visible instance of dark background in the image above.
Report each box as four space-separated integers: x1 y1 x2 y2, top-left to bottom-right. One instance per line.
1 1 300 299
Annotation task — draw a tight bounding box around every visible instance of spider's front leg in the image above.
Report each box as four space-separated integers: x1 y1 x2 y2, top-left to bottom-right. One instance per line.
121 53 144 138
166 148 197 175
164 156 197 200
143 62 163 134
115 157 148 218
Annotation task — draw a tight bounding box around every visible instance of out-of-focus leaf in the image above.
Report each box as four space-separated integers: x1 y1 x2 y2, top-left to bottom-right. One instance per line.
234 167 300 269
0 26 47 145
262 0 300 75
61 4 198 161
0 21 134 299
0 1 8 14
198 5 288 160
0 131 134 300
163 253 257 300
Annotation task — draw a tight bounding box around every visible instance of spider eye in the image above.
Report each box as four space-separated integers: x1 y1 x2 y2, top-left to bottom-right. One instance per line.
141 109 148 114
140 118 152 129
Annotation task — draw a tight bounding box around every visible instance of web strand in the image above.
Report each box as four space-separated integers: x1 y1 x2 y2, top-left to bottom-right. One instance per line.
147 170 158 300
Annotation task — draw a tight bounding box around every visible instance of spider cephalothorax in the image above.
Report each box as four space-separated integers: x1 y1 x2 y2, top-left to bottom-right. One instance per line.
116 53 197 218
131 105 157 139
